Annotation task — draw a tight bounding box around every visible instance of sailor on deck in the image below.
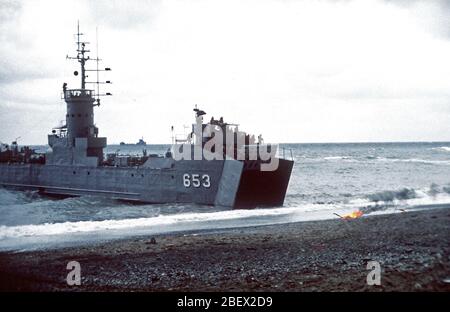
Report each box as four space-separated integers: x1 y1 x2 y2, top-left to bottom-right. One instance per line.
258 134 264 145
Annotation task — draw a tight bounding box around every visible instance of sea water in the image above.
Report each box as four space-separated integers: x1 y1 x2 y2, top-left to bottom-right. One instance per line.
1 142 450 250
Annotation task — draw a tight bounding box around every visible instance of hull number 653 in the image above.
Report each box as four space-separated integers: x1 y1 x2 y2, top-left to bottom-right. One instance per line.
183 174 211 188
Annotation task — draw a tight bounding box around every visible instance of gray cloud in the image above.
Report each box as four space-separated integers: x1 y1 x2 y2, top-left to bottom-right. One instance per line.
0 1 22 45
0 1 55 84
86 0 162 30
383 0 450 38
0 58 55 84
0 0 21 24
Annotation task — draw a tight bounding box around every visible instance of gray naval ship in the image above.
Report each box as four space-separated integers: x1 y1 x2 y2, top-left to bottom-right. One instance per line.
0 25 293 208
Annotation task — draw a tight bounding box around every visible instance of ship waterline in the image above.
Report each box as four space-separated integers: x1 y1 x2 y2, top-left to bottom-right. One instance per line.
0 158 293 208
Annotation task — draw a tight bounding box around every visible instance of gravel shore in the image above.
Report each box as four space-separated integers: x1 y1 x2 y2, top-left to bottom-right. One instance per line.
0 208 449 291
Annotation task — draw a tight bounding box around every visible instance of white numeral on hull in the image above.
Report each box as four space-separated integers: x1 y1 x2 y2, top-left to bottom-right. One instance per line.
183 174 211 188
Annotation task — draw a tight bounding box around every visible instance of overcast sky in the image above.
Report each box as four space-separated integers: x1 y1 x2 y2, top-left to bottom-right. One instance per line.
1 0 450 144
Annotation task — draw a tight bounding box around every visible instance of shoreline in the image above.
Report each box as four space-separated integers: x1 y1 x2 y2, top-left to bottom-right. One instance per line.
0 207 449 291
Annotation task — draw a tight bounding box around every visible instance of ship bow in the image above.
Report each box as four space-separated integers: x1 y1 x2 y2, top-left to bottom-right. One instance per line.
233 158 294 208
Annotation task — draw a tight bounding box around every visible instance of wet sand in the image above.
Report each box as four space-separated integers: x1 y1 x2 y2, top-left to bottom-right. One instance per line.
0 208 449 291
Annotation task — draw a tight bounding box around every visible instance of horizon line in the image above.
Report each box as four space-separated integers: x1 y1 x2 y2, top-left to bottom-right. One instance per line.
9 140 450 146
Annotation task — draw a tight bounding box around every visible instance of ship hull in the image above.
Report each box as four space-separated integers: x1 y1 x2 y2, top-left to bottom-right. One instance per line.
0 158 293 208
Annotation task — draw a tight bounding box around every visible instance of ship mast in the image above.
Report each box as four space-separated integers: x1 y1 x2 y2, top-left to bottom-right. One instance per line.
67 21 89 90
67 21 112 104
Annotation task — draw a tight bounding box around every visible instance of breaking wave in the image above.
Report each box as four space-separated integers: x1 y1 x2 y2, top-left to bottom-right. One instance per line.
350 184 450 214
0 188 42 205
0 205 342 250
0 207 298 239
366 188 417 202
432 146 450 152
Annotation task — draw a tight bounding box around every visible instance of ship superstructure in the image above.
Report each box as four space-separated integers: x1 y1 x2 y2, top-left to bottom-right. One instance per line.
48 23 108 167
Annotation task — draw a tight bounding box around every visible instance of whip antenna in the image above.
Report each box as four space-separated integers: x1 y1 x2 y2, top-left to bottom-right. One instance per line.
96 27 100 106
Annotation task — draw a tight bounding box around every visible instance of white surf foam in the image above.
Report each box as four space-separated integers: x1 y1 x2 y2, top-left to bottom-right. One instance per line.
349 186 450 209
0 203 350 250
316 155 450 165
375 157 450 165
0 201 373 250
0 206 307 239
432 146 450 152
323 156 353 161
2 188 450 242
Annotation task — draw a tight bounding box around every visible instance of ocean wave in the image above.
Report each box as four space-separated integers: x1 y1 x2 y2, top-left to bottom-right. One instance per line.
432 146 450 152
368 184 450 202
323 156 353 160
352 184 450 214
311 155 450 165
366 188 417 202
375 157 450 165
0 206 306 239
0 203 347 251
0 188 42 206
